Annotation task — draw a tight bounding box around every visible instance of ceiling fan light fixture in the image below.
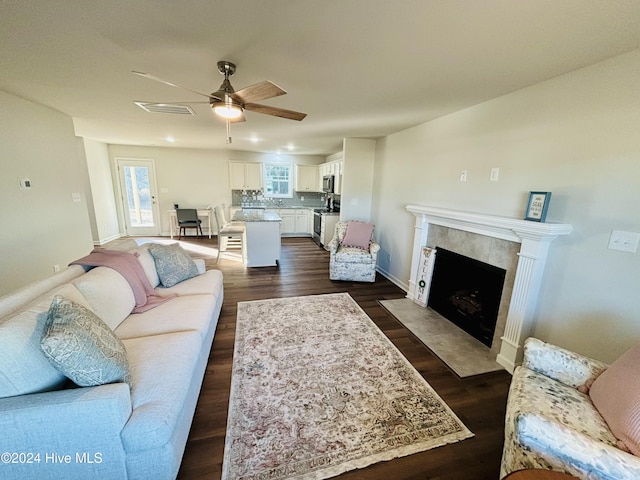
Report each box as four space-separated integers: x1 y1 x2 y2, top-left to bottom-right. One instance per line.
213 104 242 119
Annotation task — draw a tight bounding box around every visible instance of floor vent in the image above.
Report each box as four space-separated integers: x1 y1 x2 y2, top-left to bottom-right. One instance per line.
134 102 195 115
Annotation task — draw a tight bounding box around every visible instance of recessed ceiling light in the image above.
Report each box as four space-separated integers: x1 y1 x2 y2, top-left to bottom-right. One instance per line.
287 144 294 151
250 136 259 143
165 136 175 143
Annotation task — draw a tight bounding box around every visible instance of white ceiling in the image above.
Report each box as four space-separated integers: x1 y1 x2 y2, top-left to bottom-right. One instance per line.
2 1 640 155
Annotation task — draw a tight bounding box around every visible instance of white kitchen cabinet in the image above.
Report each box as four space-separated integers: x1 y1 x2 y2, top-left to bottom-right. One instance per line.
295 165 319 192
279 209 296 233
320 214 340 249
278 208 311 235
295 209 311 234
231 207 312 237
241 217 281 267
333 161 343 194
229 162 262 190
317 163 328 191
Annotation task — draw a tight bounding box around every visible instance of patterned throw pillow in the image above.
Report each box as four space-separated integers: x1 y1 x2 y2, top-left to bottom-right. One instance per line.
147 243 199 288
341 221 375 250
40 295 131 387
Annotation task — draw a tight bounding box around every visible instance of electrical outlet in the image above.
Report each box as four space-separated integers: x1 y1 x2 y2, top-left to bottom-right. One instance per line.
608 230 640 253
459 170 468 182
490 167 500 182
53 264 60 273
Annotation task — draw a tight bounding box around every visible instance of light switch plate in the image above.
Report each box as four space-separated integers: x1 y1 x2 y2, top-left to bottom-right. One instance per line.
608 230 640 253
490 167 500 182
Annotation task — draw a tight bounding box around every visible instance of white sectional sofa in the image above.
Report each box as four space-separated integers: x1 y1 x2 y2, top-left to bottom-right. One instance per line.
0 239 223 480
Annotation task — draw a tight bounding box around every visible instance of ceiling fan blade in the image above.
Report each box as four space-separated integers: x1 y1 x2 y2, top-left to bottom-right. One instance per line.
131 71 221 100
244 103 307 121
232 81 286 104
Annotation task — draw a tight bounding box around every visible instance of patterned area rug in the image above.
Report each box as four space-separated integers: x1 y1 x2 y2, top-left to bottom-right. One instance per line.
222 293 473 480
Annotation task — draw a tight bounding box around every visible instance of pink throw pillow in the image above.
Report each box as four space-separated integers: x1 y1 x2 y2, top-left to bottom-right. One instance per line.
341 221 374 250
589 343 640 456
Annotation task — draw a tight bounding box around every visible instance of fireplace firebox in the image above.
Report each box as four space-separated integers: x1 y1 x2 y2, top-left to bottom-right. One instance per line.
428 247 506 347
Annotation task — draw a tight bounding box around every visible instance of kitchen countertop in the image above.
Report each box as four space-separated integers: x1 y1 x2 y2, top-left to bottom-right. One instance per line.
231 210 282 222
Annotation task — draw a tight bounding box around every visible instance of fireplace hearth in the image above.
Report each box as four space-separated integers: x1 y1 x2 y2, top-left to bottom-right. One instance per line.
428 247 506 347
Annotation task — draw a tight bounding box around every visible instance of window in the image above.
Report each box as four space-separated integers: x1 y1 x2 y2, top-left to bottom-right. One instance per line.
263 163 292 198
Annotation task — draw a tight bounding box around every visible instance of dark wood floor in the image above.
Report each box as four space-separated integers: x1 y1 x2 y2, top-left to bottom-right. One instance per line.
168 236 511 480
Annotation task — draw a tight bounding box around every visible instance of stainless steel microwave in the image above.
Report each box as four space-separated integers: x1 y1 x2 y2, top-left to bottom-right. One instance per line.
322 174 334 193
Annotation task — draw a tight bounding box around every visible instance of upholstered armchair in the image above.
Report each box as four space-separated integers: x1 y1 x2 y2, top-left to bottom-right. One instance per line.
501 337 640 479
328 221 380 282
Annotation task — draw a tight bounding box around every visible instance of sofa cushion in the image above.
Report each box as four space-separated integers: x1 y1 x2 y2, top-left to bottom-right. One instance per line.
115 294 218 341
120 331 202 452
41 295 131 387
154 269 223 297
148 243 199 288
0 284 92 398
72 267 136 330
516 413 640 479
341 221 374 250
334 246 375 264
589 343 640 455
130 244 160 288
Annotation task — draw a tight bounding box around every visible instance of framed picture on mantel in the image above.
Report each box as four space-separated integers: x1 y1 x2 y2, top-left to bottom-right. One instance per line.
524 191 551 222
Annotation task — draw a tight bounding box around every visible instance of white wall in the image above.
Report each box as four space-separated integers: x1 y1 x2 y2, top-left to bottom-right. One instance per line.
0 91 94 295
372 49 640 363
341 138 376 222
107 145 324 235
83 138 120 244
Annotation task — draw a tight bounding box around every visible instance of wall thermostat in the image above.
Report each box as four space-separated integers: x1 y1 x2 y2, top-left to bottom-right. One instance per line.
18 177 32 190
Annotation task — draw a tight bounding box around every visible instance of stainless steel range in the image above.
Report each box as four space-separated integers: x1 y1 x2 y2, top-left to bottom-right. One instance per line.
313 204 340 248
312 209 324 245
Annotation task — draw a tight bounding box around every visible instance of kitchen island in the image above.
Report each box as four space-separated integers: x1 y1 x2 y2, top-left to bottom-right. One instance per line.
231 209 282 267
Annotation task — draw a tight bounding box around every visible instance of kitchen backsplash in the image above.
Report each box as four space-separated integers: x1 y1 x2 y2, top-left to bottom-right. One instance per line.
232 190 333 209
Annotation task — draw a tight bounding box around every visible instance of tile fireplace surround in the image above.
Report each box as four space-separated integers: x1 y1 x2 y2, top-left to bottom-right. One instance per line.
406 205 572 373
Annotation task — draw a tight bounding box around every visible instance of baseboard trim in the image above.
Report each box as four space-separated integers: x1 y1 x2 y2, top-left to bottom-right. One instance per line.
376 267 408 293
93 233 123 246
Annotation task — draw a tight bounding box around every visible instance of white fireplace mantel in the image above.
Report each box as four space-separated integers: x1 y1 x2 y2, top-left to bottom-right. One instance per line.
406 204 573 373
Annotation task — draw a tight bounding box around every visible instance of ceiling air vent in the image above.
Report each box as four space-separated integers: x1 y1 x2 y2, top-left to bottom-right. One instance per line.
134 102 195 115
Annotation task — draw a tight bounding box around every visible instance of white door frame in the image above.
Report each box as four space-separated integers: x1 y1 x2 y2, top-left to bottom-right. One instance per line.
115 158 161 236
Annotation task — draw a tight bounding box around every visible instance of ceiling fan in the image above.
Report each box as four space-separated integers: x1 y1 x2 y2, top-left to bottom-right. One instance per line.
132 60 307 143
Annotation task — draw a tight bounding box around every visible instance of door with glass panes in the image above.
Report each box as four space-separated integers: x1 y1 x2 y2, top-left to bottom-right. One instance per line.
116 158 160 236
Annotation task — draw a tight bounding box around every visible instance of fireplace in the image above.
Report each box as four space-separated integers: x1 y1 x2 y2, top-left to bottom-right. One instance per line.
428 247 506 347
406 205 573 373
